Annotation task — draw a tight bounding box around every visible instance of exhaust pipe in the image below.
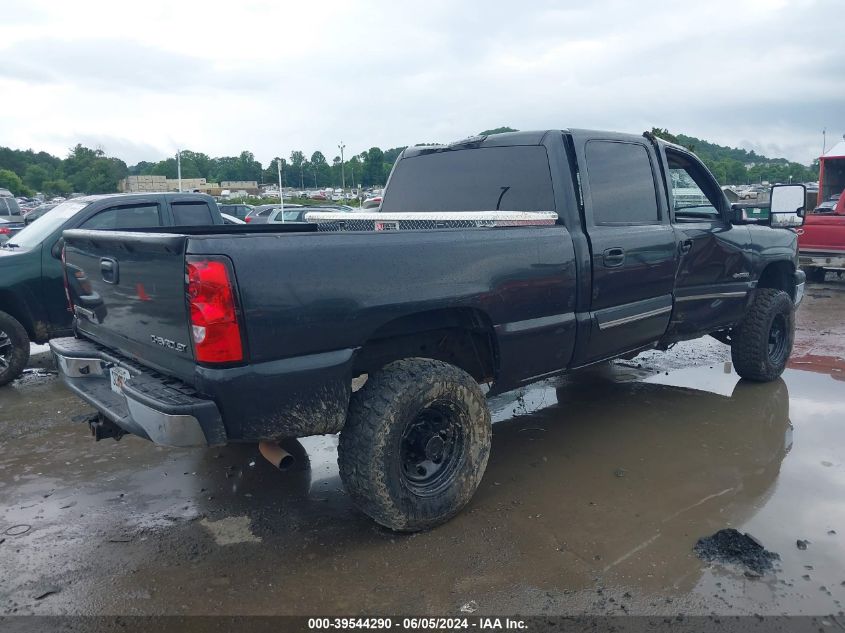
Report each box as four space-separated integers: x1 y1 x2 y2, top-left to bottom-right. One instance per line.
258 440 295 471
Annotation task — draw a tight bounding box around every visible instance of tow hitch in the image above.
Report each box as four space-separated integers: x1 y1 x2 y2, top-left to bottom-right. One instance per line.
86 412 126 442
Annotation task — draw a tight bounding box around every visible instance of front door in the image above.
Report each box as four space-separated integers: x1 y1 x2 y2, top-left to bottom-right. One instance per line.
659 147 752 336
571 133 679 364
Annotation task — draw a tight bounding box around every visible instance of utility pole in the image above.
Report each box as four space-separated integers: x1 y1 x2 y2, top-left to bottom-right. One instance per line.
314 165 317 188
277 158 285 221
176 149 182 192
338 141 346 190
822 129 826 155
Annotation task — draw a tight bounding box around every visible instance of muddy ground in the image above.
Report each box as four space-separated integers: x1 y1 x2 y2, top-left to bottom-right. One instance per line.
1 277 844 617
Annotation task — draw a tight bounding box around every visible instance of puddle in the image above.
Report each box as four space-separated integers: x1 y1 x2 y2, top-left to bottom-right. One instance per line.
200 516 262 545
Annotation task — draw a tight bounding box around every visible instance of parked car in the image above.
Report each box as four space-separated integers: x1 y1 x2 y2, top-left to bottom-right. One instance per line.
51 129 805 531
22 202 58 224
0 189 23 223
800 190 845 282
362 195 382 209
220 212 246 224
218 203 254 221
0 218 24 244
0 193 225 386
244 204 303 223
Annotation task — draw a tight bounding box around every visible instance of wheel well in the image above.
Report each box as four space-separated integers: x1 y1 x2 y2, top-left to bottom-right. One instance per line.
757 261 796 300
0 290 36 340
352 308 498 383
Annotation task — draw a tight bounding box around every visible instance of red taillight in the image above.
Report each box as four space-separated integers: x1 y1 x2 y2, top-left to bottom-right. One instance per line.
0 227 10 235
185 257 243 363
244 216 252 223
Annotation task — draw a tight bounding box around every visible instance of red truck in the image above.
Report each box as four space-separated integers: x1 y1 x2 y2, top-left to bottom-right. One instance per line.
800 139 845 281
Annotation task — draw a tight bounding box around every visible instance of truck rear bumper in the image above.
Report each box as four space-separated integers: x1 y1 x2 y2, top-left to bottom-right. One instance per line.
799 253 845 270
50 337 226 447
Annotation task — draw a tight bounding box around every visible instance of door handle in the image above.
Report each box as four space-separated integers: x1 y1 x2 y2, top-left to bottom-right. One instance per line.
679 239 693 254
602 247 625 267
100 258 119 284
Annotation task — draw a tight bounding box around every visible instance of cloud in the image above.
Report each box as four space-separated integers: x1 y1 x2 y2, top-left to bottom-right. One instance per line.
0 0 842 166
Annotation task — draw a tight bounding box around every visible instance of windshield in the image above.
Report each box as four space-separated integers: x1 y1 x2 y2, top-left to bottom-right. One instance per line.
6 201 88 249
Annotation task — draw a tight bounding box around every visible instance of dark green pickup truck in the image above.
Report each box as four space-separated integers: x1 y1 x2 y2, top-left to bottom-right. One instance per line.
0 192 224 385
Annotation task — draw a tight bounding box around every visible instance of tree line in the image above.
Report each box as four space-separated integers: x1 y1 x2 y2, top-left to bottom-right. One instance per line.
0 144 128 197
651 128 819 185
0 127 821 197
129 146 407 191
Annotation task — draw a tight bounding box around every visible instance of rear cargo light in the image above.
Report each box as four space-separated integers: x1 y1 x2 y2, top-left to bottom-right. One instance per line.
185 257 243 363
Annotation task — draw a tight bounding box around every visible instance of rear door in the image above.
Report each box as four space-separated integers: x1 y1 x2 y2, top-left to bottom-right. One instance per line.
570 132 678 363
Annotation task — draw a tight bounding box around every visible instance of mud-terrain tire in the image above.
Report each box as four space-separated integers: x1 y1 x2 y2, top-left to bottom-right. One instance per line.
803 267 826 283
730 289 794 382
0 310 30 387
338 358 491 531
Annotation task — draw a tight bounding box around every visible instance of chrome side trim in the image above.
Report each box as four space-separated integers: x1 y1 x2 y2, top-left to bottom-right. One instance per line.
498 313 575 334
675 291 747 302
597 306 672 330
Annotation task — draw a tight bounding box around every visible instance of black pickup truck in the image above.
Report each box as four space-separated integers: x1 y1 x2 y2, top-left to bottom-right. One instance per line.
51 130 806 531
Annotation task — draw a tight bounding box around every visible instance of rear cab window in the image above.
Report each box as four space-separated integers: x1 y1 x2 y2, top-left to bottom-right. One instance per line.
381 146 555 213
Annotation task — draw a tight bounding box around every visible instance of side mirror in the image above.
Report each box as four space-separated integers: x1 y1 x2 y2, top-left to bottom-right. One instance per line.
50 236 64 259
769 184 806 228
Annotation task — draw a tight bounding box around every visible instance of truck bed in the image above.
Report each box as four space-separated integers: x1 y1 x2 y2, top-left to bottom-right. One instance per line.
61 221 578 441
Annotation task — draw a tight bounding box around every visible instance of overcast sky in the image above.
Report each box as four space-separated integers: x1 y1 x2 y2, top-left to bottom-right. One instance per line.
1 0 842 167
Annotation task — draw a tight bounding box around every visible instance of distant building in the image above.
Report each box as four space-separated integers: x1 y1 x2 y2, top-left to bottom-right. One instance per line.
118 175 167 192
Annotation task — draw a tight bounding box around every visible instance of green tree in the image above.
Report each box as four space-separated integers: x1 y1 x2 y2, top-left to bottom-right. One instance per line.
42 179 72 197
479 126 517 135
362 147 385 186
0 169 30 195
23 164 50 190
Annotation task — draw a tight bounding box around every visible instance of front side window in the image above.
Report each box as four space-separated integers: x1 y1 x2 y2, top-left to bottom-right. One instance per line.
172 201 213 225
381 146 555 213
81 204 161 229
584 141 659 224
666 150 722 218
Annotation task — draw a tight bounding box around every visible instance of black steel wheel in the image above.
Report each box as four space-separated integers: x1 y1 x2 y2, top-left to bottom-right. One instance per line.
731 289 795 382
338 358 491 531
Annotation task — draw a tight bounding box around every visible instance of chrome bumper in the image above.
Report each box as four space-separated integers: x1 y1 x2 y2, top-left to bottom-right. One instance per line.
50 337 225 447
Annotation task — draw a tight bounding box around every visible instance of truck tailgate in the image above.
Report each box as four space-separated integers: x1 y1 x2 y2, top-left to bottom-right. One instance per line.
63 229 197 381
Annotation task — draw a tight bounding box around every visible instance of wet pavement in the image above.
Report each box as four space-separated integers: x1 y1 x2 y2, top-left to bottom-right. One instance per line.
1 278 845 616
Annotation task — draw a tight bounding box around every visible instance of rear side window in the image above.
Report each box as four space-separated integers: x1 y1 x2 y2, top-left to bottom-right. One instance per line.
81 204 161 229
381 146 555 213
584 141 659 224
172 201 213 225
